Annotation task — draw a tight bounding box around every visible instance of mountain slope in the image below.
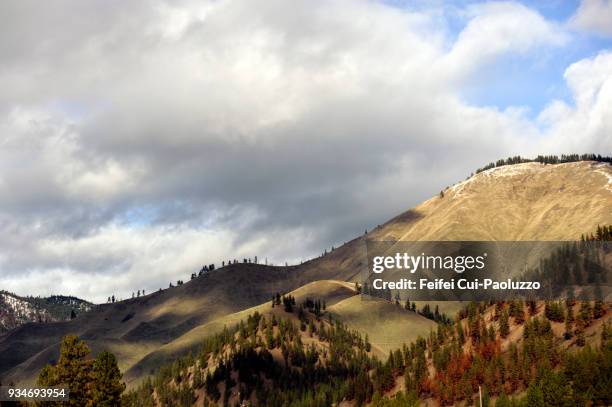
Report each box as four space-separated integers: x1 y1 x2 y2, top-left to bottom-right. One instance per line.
123 298 611 407
291 161 612 283
373 161 612 241
1 160 611 388
0 264 299 385
328 296 437 355
0 291 92 333
122 280 359 384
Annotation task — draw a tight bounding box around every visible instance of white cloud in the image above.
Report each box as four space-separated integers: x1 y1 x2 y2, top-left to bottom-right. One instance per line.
0 0 609 302
570 0 612 37
1 225 235 301
446 2 567 79
538 51 612 153
565 51 612 106
0 221 322 302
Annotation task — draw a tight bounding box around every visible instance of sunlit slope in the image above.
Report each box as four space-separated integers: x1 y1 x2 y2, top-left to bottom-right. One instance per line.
373 161 612 241
125 280 439 385
294 162 612 284
0 264 302 385
328 296 437 356
123 280 357 385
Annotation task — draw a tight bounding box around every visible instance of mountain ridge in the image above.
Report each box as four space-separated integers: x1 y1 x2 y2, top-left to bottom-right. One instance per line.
0 291 92 334
1 160 611 388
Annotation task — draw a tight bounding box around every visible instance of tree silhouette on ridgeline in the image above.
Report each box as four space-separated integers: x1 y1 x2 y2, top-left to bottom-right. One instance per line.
474 153 612 175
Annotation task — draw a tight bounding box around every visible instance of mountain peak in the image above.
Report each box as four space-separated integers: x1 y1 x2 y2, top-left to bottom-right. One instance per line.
371 161 612 242
0 291 92 333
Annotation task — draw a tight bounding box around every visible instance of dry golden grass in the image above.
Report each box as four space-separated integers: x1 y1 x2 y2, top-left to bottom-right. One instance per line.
329 296 437 356
373 162 612 242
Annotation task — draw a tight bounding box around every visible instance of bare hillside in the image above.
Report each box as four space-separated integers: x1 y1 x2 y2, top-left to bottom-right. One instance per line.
294 161 612 283
374 161 612 241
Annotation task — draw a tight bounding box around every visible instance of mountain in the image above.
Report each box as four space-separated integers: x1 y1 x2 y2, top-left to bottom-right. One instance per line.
123 297 611 407
281 160 612 284
1 160 611 389
0 291 92 333
370 160 612 241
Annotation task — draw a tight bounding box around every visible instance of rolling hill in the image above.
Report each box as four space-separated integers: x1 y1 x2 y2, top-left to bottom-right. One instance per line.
122 297 611 407
1 160 611 389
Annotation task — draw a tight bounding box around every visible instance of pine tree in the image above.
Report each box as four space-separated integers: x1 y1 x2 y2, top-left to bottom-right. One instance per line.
575 329 586 347
494 302 503 320
499 310 510 338
525 382 546 407
36 336 126 406
564 316 573 340
37 335 92 407
602 320 612 343
90 351 126 407
495 392 510 407
579 301 592 327
510 301 525 324
470 315 481 343
457 321 465 344
593 300 605 319
527 300 537 316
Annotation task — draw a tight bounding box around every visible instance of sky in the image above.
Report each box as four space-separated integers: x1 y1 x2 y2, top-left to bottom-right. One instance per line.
0 0 611 303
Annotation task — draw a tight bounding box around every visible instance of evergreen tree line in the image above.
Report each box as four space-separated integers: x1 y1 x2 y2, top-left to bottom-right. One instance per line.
123 308 384 407
474 154 612 174
521 239 608 295
581 224 612 242
123 296 610 406
25 295 609 406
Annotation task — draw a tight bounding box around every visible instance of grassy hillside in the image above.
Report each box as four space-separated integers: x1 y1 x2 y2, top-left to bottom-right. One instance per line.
371 161 612 242
123 280 359 385
0 264 301 385
282 161 612 285
328 296 437 356
123 280 439 385
122 299 611 407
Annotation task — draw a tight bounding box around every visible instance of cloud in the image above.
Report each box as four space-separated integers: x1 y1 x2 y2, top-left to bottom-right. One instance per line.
446 2 567 79
0 0 609 302
538 51 612 152
570 0 612 37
